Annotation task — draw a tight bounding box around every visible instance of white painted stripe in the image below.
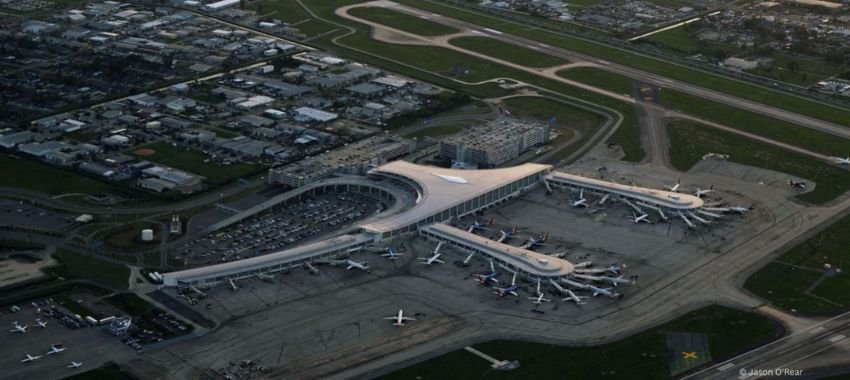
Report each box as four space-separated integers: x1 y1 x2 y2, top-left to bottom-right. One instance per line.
483 28 503 35
718 363 735 371
828 334 845 342
529 46 539 50
539 43 549 48
472 30 484 34
810 326 825 334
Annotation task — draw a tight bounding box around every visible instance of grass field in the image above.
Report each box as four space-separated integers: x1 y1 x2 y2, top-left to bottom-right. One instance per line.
385 305 781 379
745 53 844 87
0 154 141 197
557 67 634 95
662 89 850 157
95 222 160 250
407 124 466 138
666 120 850 204
390 0 850 128
745 214 850 314
348 6 459 36
450 36 568 68
133 141 261 185
641 25 740 58
54 249 130 290
0 239 46 252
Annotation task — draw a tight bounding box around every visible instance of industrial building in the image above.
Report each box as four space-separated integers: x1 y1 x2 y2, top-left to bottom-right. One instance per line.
267 135 415 188
438 118 550 167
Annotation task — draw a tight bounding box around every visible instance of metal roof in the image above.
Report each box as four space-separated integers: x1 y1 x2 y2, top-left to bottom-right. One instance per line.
360 161 552 234
546 171 704 210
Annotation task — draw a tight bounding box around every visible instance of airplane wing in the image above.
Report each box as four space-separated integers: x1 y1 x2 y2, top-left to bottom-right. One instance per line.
434 259 445 264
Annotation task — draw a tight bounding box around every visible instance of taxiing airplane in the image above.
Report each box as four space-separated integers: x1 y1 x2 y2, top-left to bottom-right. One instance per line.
67 361 84 369
694 185 714 198
467 218 493 233
664 179 681 193
20 354 41 363
832 156 850 165
570 189 588 208
383 309 416 327
46 344 65 355
345 259 370 272
10 322 28 333
605 263 627 275
520 233 549 250
35 319 47 328
381 247 402 260
729 206 751 214
788 179 807 189
588 285 621 299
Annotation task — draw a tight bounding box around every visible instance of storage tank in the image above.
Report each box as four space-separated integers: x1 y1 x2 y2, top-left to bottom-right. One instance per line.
141 229 154 241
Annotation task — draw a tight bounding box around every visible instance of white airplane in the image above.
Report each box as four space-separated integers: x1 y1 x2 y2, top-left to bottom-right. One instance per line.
729 206 750 214
67 361 84 369
664 179 681 192
20 354 41 363
630 212 651 224
788 179 807 189
520 233 549 250
527 280 551 304
600 275 635 287
570 189 588 208
35 319 47 328
10 322 28 333
418 243 445 265
561 277 589 290
346 259 370 271
562 289 588 305
605 263 627 275
383 309 416 327
588 285 621 299
467 218 493 233
381 247 402 260
832 156 850 165
694 185 714 198
46 344 65 355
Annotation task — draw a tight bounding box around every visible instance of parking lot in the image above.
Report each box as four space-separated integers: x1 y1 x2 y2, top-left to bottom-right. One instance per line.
173 191 386 266
0 200 75 232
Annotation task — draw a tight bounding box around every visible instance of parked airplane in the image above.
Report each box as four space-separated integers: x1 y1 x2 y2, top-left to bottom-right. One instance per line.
527 279 551 304
467 218 493 233
493 284 519 297
20 354 41 363
475 260 500 285
729 206 751 214
418 249 445 265
694 185 714 198
256 273 274 282
497 226 517 243
605 263 627 275
630 212 651 224
46 344 65 355
561 277 589 290
383 309 416 327
570 189 588 208
832 156 850 165
381 247 402 260
600 275 635 287
588 285 621 299
664 179 681 192
346 259 370 272
67 361 83 369
35 319 47 328
788 179 807 189
10 322 28 333
562 289 588 305
520 233 549 250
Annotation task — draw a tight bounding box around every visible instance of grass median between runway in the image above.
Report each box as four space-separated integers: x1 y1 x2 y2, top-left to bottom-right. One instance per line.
449 36 569 68
384 305 781 380
348 6 460 36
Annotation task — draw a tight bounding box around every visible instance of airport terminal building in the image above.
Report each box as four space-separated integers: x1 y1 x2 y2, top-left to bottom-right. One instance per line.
163 161 703 286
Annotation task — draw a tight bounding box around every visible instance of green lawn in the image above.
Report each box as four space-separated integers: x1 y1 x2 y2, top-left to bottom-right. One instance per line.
666 120 850 204
244 0 312 24
407 124 465 138
641 24 740 58
746 213 850 314
390 0 850 128
133 141 261 185
0 154 131 196
662 89 850 158
557 67 634 95
95 222 160 250
0 239 46 252
54 249 130 290
745 53 845 87
450 36 568 68
348 6 459 36
385 305 781 380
